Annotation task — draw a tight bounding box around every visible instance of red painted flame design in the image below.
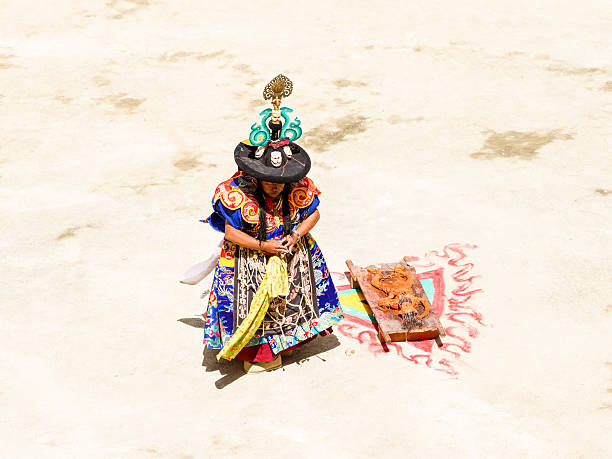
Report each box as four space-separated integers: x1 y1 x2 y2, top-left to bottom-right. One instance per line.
336 243 485 377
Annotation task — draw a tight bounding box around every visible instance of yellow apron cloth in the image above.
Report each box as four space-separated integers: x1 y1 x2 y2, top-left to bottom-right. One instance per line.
216 255 288 361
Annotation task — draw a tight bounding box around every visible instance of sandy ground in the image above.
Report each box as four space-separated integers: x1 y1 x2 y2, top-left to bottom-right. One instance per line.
1 1 611 457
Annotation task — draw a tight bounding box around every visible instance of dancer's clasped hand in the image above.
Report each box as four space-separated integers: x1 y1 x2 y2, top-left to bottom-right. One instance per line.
260 239 289 255
280 233 299 253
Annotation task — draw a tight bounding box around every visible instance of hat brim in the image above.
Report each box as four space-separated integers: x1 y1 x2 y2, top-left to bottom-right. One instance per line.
234 142 311 184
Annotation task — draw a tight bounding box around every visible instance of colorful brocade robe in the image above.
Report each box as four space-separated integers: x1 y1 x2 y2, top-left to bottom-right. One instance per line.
202 171 344 354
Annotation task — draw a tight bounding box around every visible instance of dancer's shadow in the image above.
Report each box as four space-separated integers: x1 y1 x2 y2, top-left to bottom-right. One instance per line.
280 334 341 368
178 316 341 389
178 316 245 388
177 317 205 328
201 347 246 389
201 334 341 389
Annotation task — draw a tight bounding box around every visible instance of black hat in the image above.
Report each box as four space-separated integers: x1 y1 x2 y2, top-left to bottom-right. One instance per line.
233 75 311 184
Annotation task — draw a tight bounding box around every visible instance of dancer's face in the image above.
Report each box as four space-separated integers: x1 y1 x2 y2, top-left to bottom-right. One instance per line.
260 180 285 199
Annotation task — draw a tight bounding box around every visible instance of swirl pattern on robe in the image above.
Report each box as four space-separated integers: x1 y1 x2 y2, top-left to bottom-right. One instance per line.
210 171 322 230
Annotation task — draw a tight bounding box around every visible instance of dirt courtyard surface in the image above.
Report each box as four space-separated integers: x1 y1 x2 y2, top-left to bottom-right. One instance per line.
1 1 611 457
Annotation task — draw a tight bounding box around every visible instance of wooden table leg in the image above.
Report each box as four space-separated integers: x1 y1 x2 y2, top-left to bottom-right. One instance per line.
345 259 360 289
378 324 392 343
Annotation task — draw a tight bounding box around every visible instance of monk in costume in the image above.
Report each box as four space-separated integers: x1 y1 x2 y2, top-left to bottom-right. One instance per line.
202 75 344 373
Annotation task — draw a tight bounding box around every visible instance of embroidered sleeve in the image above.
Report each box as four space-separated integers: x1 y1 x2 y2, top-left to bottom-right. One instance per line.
298 195 320 220
211 199 245 231
288 177 321 221
205 174 261 232
289 177 321 208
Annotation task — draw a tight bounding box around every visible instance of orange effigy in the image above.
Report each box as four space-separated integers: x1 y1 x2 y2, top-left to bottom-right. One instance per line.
367 265 430 319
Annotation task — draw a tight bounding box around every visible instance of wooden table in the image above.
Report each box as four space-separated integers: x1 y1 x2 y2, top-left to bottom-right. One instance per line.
346 258 445 346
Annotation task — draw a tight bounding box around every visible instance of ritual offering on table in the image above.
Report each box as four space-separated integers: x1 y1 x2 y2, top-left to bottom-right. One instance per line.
346 258 444 345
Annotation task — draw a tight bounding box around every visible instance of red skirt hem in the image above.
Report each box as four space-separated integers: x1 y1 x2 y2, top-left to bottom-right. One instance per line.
235 329 333 362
